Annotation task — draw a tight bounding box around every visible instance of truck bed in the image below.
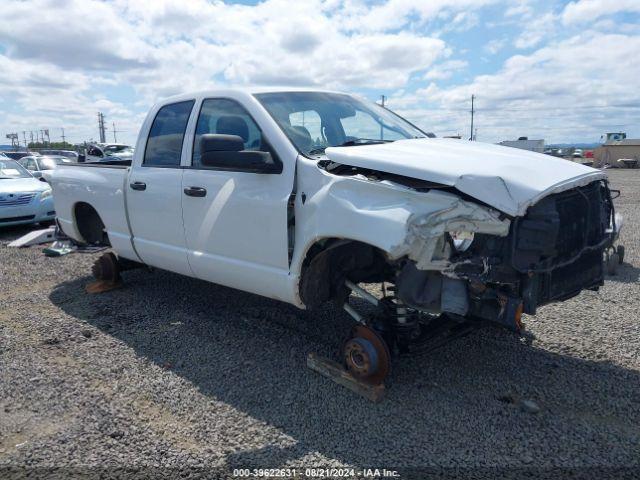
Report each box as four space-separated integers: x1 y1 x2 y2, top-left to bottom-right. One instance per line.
47 164 136 259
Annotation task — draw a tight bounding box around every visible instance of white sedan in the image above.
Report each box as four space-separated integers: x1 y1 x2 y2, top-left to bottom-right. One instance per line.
0 159 55 227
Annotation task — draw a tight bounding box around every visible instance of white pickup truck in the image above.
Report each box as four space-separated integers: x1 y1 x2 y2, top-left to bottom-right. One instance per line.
48 88 618 384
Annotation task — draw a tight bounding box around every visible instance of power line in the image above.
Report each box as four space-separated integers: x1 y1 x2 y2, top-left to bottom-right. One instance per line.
111 122 124 143
427 103 640 113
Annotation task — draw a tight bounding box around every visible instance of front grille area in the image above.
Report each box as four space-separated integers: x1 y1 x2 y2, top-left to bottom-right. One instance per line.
0 193 36 207
554 181 609 261
511 180 611 273
543 249 603 302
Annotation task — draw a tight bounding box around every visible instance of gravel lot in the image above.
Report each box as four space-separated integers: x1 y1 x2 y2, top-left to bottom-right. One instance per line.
1 169 639 478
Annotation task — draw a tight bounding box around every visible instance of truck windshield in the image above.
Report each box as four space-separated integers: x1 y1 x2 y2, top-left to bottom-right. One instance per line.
255 92 427 157
0 159 32 179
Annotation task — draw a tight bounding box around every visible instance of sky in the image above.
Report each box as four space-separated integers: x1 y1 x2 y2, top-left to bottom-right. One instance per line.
0 0 639 146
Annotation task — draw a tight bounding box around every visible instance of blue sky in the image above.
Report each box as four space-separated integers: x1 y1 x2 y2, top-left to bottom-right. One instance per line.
0 0 638 146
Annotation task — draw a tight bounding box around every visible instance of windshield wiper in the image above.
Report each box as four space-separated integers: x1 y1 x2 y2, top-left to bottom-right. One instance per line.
308 139 394 156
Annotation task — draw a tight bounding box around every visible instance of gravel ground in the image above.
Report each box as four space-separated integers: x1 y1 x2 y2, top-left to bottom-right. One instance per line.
0 169 639 478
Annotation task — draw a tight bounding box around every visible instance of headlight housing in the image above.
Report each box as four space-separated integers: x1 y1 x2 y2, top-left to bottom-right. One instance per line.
450 231 475 252
40 189 52 201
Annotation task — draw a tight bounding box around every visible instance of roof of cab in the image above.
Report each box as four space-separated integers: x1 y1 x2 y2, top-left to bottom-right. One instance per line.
157 86 350 104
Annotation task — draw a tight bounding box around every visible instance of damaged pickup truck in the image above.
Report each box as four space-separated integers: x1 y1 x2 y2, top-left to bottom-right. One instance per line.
47 89 619 385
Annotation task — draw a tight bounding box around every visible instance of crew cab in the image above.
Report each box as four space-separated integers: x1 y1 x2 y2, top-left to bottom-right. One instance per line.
47 88 617 384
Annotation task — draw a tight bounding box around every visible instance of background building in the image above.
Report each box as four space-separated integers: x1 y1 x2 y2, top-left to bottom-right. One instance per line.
498 137 545 153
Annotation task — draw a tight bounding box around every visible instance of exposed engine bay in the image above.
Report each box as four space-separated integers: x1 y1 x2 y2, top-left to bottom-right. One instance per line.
396 179 615 327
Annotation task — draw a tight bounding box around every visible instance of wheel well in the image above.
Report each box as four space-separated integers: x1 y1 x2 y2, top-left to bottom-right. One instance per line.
299 238 391 308
74 202 110 246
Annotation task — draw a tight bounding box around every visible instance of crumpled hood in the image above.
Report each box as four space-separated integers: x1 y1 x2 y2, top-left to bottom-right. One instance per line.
325 138 606 216
0 177 50 194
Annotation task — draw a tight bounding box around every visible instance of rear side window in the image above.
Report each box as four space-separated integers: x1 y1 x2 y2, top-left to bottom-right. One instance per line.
144 100 194 167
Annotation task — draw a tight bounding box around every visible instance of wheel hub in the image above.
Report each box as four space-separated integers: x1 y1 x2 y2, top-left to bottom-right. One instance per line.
342 325 391 385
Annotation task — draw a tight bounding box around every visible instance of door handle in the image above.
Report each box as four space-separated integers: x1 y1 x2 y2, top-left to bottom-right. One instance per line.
130 181 147 191
184 186 207 197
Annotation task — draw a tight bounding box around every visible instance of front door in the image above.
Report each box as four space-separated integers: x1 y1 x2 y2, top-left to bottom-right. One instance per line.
127 100 195 276
181 97 293 300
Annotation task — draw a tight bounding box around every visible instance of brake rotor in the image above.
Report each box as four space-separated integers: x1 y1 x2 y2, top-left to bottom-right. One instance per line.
342 325 391 385
91 252 120 283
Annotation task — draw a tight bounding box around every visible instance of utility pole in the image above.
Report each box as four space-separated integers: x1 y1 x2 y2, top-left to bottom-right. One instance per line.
29 131 34 147
469 94 475 141
61 128 66 146
22 131 27 148
44 129 50 145
98 112 106 143
112 122 117 142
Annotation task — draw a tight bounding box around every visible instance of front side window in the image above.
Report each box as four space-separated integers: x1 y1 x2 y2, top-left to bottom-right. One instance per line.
144 100 195 167
192 98 264 166
255 92 426 157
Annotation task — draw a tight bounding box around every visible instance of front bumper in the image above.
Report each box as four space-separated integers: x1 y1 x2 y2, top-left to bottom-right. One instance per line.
0 195 56 227
397 179 614 329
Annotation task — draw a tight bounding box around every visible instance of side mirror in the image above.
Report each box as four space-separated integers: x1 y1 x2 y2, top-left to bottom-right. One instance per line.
32 171 43 178
199 134 281 174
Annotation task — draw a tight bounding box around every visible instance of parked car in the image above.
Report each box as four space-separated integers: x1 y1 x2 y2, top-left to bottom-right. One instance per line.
46 88 618 384
2 151 38 161
19 155 74 177
572 148 584 158
85 143 134 163
39 149 79 160
0 159 55 227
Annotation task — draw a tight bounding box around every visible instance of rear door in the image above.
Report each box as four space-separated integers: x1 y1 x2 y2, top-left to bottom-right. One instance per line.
127 100 195 276
181 97 292 299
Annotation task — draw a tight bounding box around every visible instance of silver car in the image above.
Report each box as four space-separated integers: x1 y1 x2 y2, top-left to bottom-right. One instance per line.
19 155 74 178
0 159 55 227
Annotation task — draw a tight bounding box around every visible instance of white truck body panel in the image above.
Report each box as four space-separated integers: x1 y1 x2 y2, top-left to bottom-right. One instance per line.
47 88 610 311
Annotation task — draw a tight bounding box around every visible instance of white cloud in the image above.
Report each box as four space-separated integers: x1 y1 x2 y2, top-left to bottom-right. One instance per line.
393 33 640 142
562 0 640 25
424 60 469 80
337 0 497 33
514 12 557 49
484 38 507 55
0 0 637 146
0 0 458 144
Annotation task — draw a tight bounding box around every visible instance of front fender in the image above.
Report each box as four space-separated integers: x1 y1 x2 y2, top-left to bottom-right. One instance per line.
291 160 511 278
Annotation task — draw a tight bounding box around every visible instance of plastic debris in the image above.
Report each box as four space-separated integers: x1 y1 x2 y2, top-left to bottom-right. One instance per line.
43 240 75 257
8 226 56 247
